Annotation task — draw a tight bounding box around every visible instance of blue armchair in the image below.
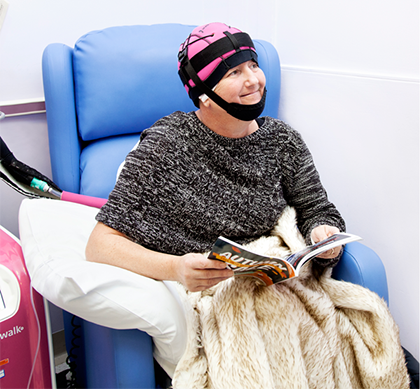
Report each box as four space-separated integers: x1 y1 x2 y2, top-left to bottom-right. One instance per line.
41 24 388 388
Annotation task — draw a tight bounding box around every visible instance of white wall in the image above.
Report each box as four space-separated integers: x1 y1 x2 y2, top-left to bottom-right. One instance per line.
274 0 419 360
0 0 418 358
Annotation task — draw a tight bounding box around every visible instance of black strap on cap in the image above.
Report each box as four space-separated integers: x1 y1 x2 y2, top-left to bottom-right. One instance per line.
184 32 255 75
223 31 241 52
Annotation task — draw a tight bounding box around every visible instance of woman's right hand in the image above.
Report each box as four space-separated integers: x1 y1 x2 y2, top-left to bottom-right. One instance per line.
175 253 234 292
86 222 233 292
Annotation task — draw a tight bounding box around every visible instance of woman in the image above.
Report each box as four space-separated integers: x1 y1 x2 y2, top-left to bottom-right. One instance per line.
85 22 345 291
85 23 411 389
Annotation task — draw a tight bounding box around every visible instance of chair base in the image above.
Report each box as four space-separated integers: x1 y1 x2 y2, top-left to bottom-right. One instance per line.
63 311 156 389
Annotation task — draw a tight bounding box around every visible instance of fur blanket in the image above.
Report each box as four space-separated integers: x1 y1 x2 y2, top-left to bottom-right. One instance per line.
172 207 410 389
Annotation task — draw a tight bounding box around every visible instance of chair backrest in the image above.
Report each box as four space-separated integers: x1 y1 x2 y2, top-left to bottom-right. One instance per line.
43 24 281 198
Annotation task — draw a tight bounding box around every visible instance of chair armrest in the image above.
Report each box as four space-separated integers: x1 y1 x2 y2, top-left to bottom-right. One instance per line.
332 241 389 304
42 43 81 193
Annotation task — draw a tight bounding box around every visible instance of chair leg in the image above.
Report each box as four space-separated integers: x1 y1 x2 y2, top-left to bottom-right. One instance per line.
154 359 172 389
403 347 419 389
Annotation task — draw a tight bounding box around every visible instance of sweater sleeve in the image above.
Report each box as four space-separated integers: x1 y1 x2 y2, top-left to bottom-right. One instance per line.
279 126 346 265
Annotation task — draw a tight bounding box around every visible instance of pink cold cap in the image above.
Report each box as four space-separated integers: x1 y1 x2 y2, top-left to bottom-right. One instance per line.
178 22 258 106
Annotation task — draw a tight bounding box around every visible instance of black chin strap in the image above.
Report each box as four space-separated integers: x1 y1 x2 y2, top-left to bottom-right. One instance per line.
225 88 267 121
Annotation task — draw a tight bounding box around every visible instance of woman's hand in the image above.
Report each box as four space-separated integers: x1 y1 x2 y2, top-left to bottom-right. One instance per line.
311 225 341 259
87 222 233 292
174 253 234 292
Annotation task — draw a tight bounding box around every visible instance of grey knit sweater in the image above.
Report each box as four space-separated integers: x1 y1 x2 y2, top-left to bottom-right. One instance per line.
96 111 345 258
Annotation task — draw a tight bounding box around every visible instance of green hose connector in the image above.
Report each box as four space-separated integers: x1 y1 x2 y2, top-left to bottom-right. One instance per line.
30 177 48 192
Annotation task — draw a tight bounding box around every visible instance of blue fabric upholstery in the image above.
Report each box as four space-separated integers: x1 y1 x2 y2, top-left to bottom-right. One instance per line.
79 134 140 198
334 242 389 304
73 25 195 141
42 24 388 388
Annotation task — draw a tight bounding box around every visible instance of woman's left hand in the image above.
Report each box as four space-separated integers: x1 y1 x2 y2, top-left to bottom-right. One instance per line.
311 225 341 259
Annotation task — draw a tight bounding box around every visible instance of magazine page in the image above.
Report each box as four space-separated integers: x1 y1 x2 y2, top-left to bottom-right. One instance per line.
208 237 296 285
285 233 362 271
208 233 362 286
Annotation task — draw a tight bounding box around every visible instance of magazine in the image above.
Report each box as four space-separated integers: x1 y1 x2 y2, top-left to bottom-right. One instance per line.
208 233 362 286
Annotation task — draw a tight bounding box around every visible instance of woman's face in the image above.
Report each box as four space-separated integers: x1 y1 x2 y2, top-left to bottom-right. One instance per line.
213 60 266 106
